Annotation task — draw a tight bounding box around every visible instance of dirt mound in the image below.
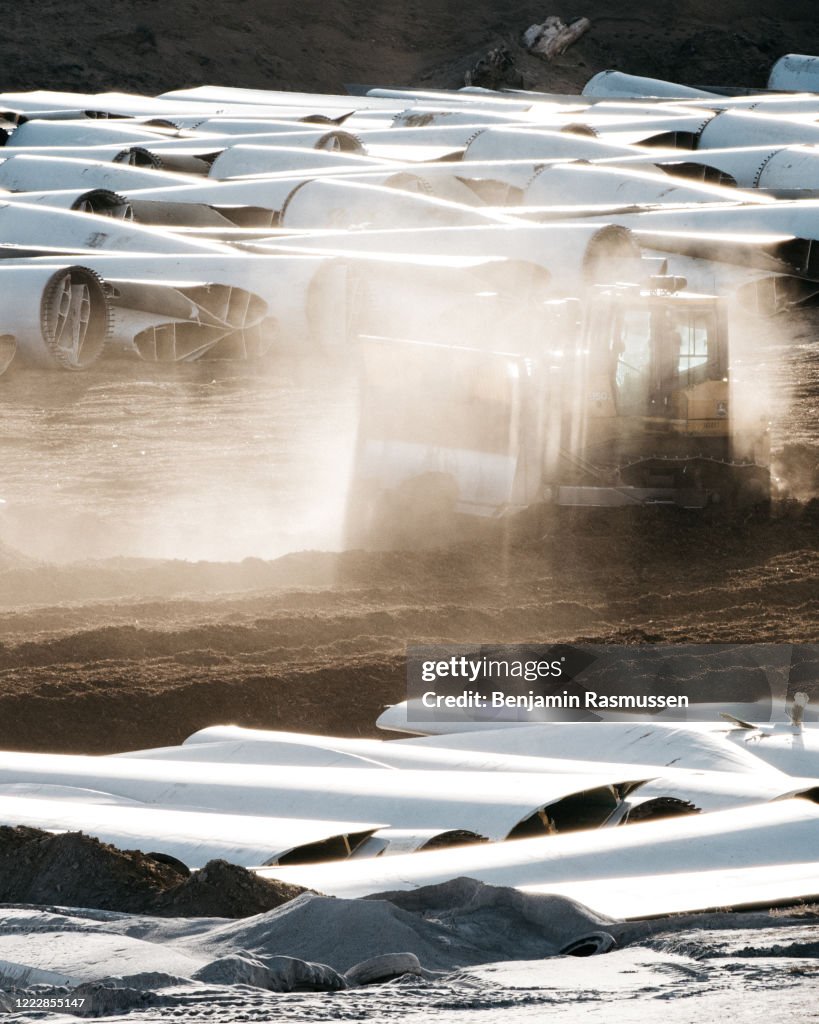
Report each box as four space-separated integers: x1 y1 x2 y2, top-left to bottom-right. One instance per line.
0 826 179 911
158 859 311 919
0 827 308 917
0 2 818 98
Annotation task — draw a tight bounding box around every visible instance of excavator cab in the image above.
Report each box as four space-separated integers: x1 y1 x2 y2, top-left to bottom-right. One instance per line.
563 279 770 507
589 280 727 420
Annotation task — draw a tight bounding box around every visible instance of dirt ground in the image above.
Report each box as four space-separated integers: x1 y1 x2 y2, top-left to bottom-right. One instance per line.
0 307 817 754
0 5 818 755
0 1 818 98
0 826 307 915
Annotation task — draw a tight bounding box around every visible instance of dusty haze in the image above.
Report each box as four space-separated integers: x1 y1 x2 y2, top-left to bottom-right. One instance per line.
0 6 818 754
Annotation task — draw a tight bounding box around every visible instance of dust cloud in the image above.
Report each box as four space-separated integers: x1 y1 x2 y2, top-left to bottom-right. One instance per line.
0 289 818 756
731 300 819 498
0 359 358 564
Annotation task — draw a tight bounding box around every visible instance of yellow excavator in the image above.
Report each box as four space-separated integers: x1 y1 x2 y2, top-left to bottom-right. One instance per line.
345 269 771 545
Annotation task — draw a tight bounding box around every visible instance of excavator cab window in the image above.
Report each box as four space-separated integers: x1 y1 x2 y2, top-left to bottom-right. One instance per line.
669 308 718 386
607 298 721 415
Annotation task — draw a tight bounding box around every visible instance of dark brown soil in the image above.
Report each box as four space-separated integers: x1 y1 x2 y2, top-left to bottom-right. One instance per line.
0 1 818 98
0 501 816 755
0 826 308 916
